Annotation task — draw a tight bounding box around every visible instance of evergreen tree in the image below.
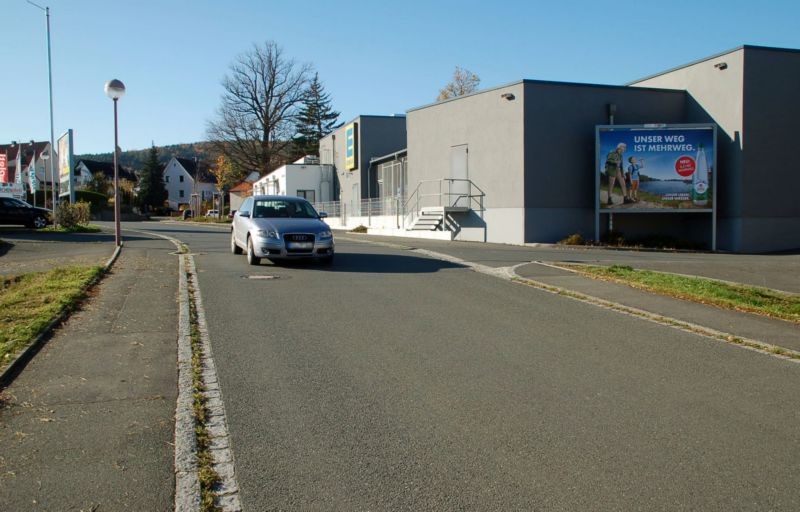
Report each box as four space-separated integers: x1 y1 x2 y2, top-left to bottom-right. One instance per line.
295 73 342 157
137 144 168 212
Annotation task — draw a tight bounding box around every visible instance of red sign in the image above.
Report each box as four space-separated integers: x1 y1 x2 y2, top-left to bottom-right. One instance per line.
0 153 7 183
674 155 696 177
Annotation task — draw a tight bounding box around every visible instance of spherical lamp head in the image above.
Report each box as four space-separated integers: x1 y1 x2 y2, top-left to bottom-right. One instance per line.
104 79 126 100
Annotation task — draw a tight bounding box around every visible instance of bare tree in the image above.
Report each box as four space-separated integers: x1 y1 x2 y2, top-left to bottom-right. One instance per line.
207 41 312 176
437 66 481 101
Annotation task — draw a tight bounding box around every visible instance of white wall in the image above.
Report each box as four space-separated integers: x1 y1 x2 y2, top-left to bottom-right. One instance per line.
253 164 333 201
162 157 219 210
163 158 193 209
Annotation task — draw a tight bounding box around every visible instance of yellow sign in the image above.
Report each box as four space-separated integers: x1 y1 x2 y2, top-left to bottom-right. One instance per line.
345 123 358 170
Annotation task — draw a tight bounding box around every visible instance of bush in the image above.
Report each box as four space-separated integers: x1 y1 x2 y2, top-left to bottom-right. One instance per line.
558 233 586 245
350 225 368 233
74 190 109 214
601 230 626 246
56 201 91 228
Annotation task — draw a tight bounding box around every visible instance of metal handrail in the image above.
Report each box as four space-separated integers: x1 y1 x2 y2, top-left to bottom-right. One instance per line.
403 178 485 228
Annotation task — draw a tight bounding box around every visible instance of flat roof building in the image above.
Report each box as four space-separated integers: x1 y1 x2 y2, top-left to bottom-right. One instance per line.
401 45 800 252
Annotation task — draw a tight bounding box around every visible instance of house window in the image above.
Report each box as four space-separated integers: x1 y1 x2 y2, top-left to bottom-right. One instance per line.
179 175 184 183
165 175 170 183
179 190 185 198
297 190 315 203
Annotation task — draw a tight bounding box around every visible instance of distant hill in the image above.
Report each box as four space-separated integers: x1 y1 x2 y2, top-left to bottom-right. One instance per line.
76 142 218 170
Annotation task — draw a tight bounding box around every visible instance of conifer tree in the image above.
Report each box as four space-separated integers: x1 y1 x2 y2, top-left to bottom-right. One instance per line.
295 73 342 157
137 144 168 212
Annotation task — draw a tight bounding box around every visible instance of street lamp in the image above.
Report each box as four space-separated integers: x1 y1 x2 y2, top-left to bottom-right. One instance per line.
105 79 125 247
26 1 56 220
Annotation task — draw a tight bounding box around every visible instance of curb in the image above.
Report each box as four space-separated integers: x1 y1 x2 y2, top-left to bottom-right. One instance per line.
406 247 800 364
0 243 123 389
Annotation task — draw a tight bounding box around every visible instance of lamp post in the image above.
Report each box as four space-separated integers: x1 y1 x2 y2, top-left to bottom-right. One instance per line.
39 146 50 208
26 1 56 219
105 79 125 247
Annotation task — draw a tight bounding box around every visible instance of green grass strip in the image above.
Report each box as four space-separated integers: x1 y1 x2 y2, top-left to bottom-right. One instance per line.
39 225 103 233
563 264 800 323
1 266 103 364
187 279 222 512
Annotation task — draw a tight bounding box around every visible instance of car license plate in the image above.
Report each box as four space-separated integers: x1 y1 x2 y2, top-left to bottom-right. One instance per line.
287 242 313 249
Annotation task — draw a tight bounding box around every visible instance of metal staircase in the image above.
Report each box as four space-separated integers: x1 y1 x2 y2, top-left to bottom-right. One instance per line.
404 179 484 233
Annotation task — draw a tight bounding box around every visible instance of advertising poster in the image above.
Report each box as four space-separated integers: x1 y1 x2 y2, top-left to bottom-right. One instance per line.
58 129 75 202
597 125 715 211
0 153 7 183
345 122 358 170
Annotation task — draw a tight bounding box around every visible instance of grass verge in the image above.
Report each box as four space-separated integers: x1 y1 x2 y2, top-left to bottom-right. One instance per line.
561 264 800 323
38 224 103 233
1 266 103 366
188 279 222 512
187 217 231 224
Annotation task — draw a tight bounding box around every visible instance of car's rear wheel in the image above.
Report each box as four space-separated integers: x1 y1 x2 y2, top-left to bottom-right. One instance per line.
231 230 242 254
246 236 260 265
31 215 48 229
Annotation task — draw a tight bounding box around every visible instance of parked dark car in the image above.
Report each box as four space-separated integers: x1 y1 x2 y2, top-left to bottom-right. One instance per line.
182 209 194 220
0 197 52 229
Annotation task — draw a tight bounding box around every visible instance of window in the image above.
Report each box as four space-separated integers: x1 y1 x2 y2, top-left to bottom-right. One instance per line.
179 175 184 183
179 190 185 198
252 199 317 219
296 190 315 203
240 198 253 214
165 175 170 183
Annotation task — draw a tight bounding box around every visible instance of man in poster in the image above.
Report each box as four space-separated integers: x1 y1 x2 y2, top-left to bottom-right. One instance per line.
605 142 632 205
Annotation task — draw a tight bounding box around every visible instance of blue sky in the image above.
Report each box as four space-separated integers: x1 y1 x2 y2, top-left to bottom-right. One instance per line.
2 0 799 155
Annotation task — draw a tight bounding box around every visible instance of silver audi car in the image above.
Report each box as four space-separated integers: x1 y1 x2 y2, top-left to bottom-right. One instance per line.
230 195 334 264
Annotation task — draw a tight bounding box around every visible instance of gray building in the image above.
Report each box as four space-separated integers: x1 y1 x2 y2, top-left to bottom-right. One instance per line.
319 115 406 217
407 81 686 244
404 45 800 252
630 45 800 253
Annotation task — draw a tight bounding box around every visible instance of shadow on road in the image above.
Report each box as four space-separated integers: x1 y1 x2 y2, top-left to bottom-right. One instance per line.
273 252 465 274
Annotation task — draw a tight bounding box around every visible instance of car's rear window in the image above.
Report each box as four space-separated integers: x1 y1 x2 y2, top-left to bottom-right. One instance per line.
252 200 318 219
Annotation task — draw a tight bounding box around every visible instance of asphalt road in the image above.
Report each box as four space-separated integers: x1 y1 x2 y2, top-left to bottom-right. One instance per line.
125 222 800 511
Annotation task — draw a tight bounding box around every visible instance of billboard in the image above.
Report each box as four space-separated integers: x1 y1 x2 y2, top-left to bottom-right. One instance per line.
597 124 715 211
345 122 358 170
0 153 7 183
58 129 75 202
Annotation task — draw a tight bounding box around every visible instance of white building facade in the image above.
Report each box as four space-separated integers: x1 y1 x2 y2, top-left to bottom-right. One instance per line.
252 157 335 204
163 157 219 210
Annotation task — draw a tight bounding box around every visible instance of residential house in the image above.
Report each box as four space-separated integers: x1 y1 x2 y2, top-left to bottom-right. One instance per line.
228 171 260 212
162 157 219 210
74 159 137 191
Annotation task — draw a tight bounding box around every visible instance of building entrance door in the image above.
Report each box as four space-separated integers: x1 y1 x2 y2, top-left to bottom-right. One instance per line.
450 144 469 207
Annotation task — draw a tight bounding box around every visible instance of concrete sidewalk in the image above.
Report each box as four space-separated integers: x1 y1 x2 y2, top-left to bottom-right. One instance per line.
515 262 800 353
0 229 123 276
0 234 179 511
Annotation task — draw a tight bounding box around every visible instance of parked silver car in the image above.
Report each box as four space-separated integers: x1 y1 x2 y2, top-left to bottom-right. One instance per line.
230 195 334 264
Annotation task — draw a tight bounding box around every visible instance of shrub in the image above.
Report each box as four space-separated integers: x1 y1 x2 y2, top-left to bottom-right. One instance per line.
74 190 109 213
558 233 586 245
601 230 626 246
56 201 91 228
350 225 368 233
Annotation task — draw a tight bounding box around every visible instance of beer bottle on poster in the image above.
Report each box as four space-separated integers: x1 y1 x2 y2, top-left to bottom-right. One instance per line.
692 143 709 206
